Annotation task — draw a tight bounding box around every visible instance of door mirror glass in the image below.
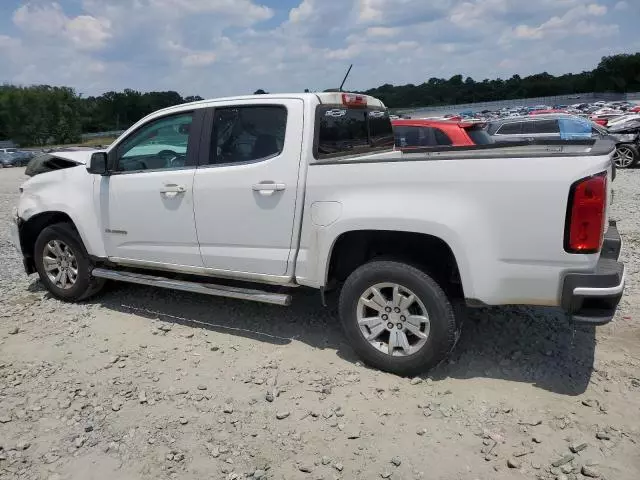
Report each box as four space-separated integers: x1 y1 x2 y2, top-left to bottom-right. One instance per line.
87 152 108 175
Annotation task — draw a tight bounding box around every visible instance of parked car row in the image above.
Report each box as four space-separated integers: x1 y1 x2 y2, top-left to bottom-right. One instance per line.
0 150 35 168
393 110 640 169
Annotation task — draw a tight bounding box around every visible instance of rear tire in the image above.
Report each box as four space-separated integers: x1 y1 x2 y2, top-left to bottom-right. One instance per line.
613 144 639 169
339 260 457 376
34 223 105 302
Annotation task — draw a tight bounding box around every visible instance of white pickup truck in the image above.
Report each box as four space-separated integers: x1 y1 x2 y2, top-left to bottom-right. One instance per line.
11 92 625 375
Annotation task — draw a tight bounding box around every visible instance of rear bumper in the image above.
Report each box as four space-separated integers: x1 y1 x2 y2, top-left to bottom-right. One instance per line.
561 221 625 325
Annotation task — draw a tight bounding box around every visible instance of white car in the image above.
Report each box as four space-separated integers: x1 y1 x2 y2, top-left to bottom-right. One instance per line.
11 92 625 375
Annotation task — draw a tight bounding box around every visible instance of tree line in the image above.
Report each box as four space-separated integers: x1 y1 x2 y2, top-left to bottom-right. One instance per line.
0 87 203 146
1 53 639 146
364 53 640 108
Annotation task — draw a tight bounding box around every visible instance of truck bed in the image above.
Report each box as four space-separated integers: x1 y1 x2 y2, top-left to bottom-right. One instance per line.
297 138 616 308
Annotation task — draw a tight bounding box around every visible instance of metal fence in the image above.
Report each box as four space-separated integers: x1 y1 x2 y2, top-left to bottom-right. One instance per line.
399 92 640 117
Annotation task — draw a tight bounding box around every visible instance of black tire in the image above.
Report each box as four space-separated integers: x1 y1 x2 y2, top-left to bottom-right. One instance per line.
339 260 457 376
613 144 639 169
34 223 105 302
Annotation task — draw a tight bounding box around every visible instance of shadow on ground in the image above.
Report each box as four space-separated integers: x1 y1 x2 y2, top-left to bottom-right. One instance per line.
74 281 595 396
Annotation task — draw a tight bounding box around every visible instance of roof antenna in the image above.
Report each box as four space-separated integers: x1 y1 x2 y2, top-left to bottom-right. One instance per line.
339 64 353 92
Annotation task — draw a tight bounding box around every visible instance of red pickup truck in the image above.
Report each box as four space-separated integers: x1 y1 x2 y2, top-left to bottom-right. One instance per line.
392 119 493 148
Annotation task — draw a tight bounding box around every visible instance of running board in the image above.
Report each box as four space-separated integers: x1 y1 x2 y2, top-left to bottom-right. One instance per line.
91 268 292 306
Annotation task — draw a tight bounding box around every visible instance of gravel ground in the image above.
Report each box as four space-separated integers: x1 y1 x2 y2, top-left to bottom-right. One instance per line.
1 166 639 480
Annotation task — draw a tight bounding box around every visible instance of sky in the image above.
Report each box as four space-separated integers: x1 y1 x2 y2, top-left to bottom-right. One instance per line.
0 0 639 98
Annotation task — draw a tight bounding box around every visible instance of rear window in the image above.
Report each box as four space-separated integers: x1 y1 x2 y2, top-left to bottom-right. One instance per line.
316 107 394 159
465 127 494 145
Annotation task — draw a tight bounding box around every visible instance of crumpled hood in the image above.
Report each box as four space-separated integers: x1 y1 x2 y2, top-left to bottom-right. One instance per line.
48 149 100 165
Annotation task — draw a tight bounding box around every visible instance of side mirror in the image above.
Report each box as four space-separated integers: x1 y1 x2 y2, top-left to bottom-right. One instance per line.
87 152 108 175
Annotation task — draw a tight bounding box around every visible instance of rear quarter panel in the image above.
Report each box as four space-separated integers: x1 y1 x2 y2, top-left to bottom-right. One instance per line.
296 151 613 307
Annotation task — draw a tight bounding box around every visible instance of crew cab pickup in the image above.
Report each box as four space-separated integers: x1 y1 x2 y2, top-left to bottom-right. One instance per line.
11 92 625 376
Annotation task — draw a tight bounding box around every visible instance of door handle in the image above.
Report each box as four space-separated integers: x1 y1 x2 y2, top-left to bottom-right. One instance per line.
252 182 286 196
160 184 187 198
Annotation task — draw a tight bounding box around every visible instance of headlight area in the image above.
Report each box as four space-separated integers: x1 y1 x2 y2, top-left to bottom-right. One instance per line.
611 133 638 143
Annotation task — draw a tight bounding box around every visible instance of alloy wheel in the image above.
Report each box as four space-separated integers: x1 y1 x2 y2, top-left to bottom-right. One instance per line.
613 146 636 168
43 240 78 289
357 282 430 356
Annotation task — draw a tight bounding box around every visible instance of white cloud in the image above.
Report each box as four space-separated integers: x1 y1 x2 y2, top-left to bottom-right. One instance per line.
614 1 628 10
0 0 635 98
0 35 21 50
65 16 112 50
182 52 217 67
13 2 111 50
505 3 615 41
366 27 399 37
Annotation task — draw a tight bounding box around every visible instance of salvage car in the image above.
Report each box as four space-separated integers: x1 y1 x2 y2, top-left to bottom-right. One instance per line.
606 114 640 169
487 114 603 142
0 150 34 167
10 92 625 376
392 119 493 147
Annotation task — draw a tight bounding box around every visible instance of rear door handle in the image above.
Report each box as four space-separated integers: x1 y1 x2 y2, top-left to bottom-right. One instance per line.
160 184 187 198
252 182 286 196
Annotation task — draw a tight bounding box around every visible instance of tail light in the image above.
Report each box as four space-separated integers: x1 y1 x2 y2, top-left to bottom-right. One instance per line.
565 172 607 253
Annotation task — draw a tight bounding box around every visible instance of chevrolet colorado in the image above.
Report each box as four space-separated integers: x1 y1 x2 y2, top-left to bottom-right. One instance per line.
11 92 625 375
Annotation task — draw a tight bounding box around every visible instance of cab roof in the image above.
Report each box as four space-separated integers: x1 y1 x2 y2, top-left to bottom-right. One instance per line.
155 92 386 117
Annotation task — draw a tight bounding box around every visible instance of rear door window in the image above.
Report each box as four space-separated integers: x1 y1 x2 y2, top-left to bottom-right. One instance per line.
316 107 393 158
209 106 287 165
394 126 435 147
524 120 559 135
466 127 494 145
496 122 522 135
434 128 453 146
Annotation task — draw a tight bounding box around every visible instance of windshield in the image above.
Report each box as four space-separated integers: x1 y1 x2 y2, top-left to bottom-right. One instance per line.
558 117 593 139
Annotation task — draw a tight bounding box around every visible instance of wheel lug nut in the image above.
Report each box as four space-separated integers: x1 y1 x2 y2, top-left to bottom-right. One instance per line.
381 314 388 321
400 315 406 321
394 307 401 313
396 323 403 330
385 307 392 313
387 323 394 329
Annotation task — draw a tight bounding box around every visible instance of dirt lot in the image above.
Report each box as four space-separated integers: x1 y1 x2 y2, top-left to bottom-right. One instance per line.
1 166 639 480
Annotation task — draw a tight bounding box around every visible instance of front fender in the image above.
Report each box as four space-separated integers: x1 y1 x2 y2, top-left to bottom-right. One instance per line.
18 167 106 258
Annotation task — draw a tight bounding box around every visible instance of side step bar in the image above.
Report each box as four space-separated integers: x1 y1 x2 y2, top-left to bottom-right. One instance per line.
91 268 292 306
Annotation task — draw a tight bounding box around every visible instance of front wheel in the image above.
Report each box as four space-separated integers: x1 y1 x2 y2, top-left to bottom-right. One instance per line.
613 144 639 169
34 223 105 302
339 260 457 376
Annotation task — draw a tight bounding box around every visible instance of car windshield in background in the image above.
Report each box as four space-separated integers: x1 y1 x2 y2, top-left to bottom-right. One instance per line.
559 117 593 139
316 107 393 158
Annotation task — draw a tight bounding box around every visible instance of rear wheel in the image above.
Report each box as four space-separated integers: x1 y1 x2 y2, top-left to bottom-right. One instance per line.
613 144 639 169
339 260 457 376
34 223 105 302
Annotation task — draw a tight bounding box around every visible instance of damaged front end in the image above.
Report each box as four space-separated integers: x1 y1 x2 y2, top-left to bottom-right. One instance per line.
25 148 98 177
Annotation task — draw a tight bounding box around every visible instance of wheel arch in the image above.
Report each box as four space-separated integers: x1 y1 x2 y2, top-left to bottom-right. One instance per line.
324 229 467 300
19 211 82 274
